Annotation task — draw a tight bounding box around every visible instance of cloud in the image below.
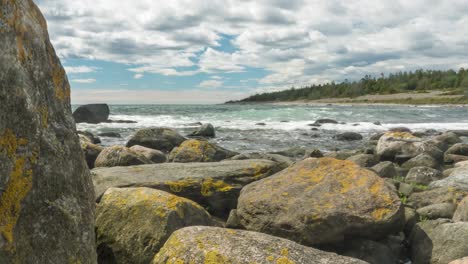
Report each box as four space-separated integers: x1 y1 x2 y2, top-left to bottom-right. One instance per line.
71 78 97 84
65 65 99 74
134 73 144 79
199 80 223 89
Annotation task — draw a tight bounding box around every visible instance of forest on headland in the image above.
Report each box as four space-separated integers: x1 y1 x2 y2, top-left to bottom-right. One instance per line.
229 68 468 104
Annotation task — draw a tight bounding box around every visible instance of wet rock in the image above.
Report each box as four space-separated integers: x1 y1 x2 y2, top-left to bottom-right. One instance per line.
188 123 215 138
0 0 96 261
94 146 152 168
314 118 339 125
169 139 238 163
129 145 167 164
347 154 379 167
91 159 283 218
406 166 443 185
371 161 397 178
98 132 121 138
335 132 363 141
272 147 308 158
255 122 266 126
416 203 457 220
96 188 215 264
73 104 110 124
152 226 367 264
236 158 403 246
126 127 186 153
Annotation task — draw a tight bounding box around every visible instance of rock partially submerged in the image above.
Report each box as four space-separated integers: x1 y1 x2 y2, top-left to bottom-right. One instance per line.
126 127 186 153
236 158 403 246
188 123 215 138
92 159 283 217
0 0 96 261
152 226 367 264
73 104 110 124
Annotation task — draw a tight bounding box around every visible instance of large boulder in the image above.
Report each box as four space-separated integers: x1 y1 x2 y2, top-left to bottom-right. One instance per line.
376 132 442 162
73 104 110 124
402 153 441 169
92 159 283 218
410 219 468 264
236 158 403 246
129 145 167 164
94 146 152 168
0 1 96 262
429 166 468 191
126 127 186 153
152 226 367 264
96 188 215 264
406 166 443 185
188 123 215 138
169 139 238 163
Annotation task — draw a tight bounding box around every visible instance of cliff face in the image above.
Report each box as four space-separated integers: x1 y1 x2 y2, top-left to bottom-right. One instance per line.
0 0 96 263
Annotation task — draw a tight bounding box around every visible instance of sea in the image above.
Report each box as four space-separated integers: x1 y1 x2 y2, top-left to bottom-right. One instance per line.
73 104 468 153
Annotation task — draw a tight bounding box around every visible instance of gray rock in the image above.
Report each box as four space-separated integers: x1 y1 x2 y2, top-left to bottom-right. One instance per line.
169 139 238 162
453 196 468 222
445 154 468 164
73 104 110 124
371 161 397 178
314 118 339 125
402 153 441 169
303 148 324 158
370 132 385 141
271 147 308 158
410 219 468 264
96 188 215 264
340 239 397 264
188 123 215 138
444 168 456 177
126 127 186 153
433 132 462 151
376 132 442 162
230 152 292 169
226 209 241 228
98 132 121 138
347 154 379 167
429 166 468 191
78 130 101 144
79 136 104 169
446 143 468 156
449 257 468 264
94 146 152 168
324 150 360 160
129 145 167 164
399 182 414 197
91 159 283 218
335 132 363 141
416 203 457 220
408 187 468 209
404 207 418 235
152 226 367 264
236 158 403 246
406 166 443 185
0 1 96 261
389 127 412 133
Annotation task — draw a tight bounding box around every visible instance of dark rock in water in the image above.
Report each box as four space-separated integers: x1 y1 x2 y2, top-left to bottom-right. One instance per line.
280 120 289 123
78 130 101 144
304 149 324 158
187 122 202 126
188 123 215 138
94 146 152 167
126 127 186 153
103 119 137 124
153 226 367 264
409 219 468 264
314 118 339 125
255 122 266 126
308 123 322 127
236 158 404 246
374 121 382 125
129 145 167 164
0 1 96 261
352 123 360 126
169 139 238 162
91 159 283 218
73 104 110 124
98 132 121 138
335 132 363 141
96 188 215 264
311 127 319 131
370 132 385 141
389 127 412 133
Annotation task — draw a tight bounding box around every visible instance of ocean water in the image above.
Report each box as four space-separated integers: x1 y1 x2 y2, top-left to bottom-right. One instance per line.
73 104 468 153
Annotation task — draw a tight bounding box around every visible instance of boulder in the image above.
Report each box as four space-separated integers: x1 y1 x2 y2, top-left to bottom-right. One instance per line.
94 146 152 168
98 132 121 138
152 226 367 264
371 161 397 178
408 187 468 209
402 153 441 169
370 132 385 141
450 257 468 264
433 132 462 150
324 150 360 160
376 132 442 162
404 207 418 235
188 123 215 138
429 166 468 191
453 196 468 222
73 104 110 124
303 148 324 158
236 158 403 246
169 139 238 163
445 154 468 164
410 219 468 264
314 118 339 125
91 159 283 218
389 127 412 133
335 132 363 141
339 239 398 264
0 1 96 261
446 143 468 156
129 145 167 164
78 130 101 144
230 152 292 169
455 160 468 168
347 154 379 167
405 166 443 185
416 203 457 220
126 127 186 153
80 136 104 169
96 188 215 264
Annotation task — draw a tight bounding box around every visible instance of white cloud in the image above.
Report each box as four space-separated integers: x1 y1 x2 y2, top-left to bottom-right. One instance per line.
71 78 97 84
198 80 223 89
64 66 99 74
134 73 144 79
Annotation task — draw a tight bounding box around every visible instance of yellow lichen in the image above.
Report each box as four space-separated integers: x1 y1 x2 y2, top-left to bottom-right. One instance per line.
385 132 417 139
201 178 233 197
166 179 198 193
38 105 49 128
48 51 70 101
204 250 228 264
267 256 275 262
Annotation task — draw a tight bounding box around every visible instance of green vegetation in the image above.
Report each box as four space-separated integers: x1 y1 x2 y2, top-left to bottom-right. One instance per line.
230 68 468 103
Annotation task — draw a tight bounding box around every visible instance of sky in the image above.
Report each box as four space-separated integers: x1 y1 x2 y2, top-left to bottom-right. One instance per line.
35 0 468 104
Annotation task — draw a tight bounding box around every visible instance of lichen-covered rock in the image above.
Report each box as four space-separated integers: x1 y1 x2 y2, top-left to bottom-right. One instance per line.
126 127 186 153
406 166 443 185
410 219 468 264
402 153 441 169
169 139 238 163
408 187 468 209
80 135 103 169
129 145 167 164
152 226 367 264
371 161 397 178
236 158 403 246
188 123 215 138
416 203 457 220
96 188 215 264
73 104 110 124
376 132 442 162
429 166 468 191
230 152 292 169
94 146 152 168
0 1 96 262
453 196 468 222
347 154 379 167
92 159 283 218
